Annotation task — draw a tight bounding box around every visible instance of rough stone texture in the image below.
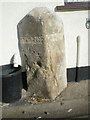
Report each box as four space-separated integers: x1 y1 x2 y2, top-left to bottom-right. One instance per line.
17 7 67 99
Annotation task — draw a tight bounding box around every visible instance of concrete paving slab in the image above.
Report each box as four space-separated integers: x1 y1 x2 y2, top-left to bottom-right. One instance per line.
1 80 89 118
2 98 88 118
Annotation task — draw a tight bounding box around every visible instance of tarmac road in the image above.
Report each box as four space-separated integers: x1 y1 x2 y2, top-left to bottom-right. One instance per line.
1 80 89 118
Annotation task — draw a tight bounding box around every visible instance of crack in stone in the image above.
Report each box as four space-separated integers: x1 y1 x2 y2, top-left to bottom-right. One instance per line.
50 54 58 87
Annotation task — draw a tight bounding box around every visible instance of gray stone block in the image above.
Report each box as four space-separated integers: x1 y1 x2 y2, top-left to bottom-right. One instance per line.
17 7 67 99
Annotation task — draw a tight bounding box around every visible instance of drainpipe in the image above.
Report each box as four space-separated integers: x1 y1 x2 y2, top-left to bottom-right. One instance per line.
75 35 80 82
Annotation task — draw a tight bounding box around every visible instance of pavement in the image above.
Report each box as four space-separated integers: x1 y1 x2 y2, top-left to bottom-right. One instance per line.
0 80 89 119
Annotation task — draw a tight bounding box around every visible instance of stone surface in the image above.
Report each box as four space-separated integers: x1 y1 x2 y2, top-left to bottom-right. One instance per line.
17 7 67 99
22 89 27 98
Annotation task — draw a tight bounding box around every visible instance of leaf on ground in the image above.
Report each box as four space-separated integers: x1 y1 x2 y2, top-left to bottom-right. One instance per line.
26 96 45 104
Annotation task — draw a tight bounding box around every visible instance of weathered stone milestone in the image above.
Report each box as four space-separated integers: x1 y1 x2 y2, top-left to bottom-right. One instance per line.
17 7 67 99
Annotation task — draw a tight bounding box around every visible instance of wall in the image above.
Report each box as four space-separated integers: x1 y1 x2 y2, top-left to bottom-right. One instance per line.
56 10 88 68
0 2 89 68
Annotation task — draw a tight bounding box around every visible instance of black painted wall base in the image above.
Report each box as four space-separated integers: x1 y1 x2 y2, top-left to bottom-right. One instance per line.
67 66 89 82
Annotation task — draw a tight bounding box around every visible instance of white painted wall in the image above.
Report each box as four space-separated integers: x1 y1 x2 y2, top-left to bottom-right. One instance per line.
56 10 88 68
0 2 89 68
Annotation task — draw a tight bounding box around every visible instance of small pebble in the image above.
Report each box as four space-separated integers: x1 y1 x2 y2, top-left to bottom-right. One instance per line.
2 103 9 107
38 17 40 19
38 116 42 118
68 109 72 112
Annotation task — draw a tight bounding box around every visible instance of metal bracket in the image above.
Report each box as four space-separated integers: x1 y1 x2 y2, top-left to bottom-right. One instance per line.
86 18 90 29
